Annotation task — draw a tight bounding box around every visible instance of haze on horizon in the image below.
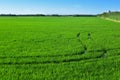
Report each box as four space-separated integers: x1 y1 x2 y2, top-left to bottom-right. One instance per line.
0 0 120 15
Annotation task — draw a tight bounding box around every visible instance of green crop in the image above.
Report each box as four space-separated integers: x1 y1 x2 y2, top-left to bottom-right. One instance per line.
0 17 120 80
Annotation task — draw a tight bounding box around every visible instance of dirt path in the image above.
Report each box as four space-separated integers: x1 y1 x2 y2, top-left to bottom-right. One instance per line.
101 17 120 23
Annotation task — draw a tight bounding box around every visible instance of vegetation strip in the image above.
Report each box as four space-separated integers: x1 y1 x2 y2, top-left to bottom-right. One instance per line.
0 47 120 59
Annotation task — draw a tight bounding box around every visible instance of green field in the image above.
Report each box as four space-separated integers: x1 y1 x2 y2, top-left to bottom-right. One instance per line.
0 17 120 80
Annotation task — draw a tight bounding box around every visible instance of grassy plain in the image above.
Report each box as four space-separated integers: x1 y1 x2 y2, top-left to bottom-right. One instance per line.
0 17 120 80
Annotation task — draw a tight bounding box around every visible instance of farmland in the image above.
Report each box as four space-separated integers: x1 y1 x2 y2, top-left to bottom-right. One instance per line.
0 16 120 80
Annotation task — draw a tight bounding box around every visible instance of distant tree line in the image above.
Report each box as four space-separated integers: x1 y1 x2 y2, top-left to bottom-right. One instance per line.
98 11 120 17
0 14 46 16
0 14 97 17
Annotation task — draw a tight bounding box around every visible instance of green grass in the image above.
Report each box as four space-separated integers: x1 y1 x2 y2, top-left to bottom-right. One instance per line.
0 17 120 80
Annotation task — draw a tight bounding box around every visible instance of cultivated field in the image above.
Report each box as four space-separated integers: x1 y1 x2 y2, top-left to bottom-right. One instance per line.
0 17 120 80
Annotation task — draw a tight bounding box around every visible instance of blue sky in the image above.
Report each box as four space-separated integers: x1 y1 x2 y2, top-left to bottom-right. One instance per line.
0 0 120 14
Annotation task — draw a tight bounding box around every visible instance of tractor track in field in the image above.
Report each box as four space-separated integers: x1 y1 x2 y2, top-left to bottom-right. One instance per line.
0 47 120 65
0 54 105 65
1 53 120 65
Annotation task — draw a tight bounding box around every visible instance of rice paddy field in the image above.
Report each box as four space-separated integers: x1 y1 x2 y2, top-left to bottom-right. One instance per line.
0 16 120 80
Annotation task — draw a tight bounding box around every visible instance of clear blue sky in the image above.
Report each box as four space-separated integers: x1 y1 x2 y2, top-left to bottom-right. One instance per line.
0 0 120 14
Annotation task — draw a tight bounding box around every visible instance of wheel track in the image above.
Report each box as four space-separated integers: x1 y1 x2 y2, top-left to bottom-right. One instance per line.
1 53 120 65
0 54 104 65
